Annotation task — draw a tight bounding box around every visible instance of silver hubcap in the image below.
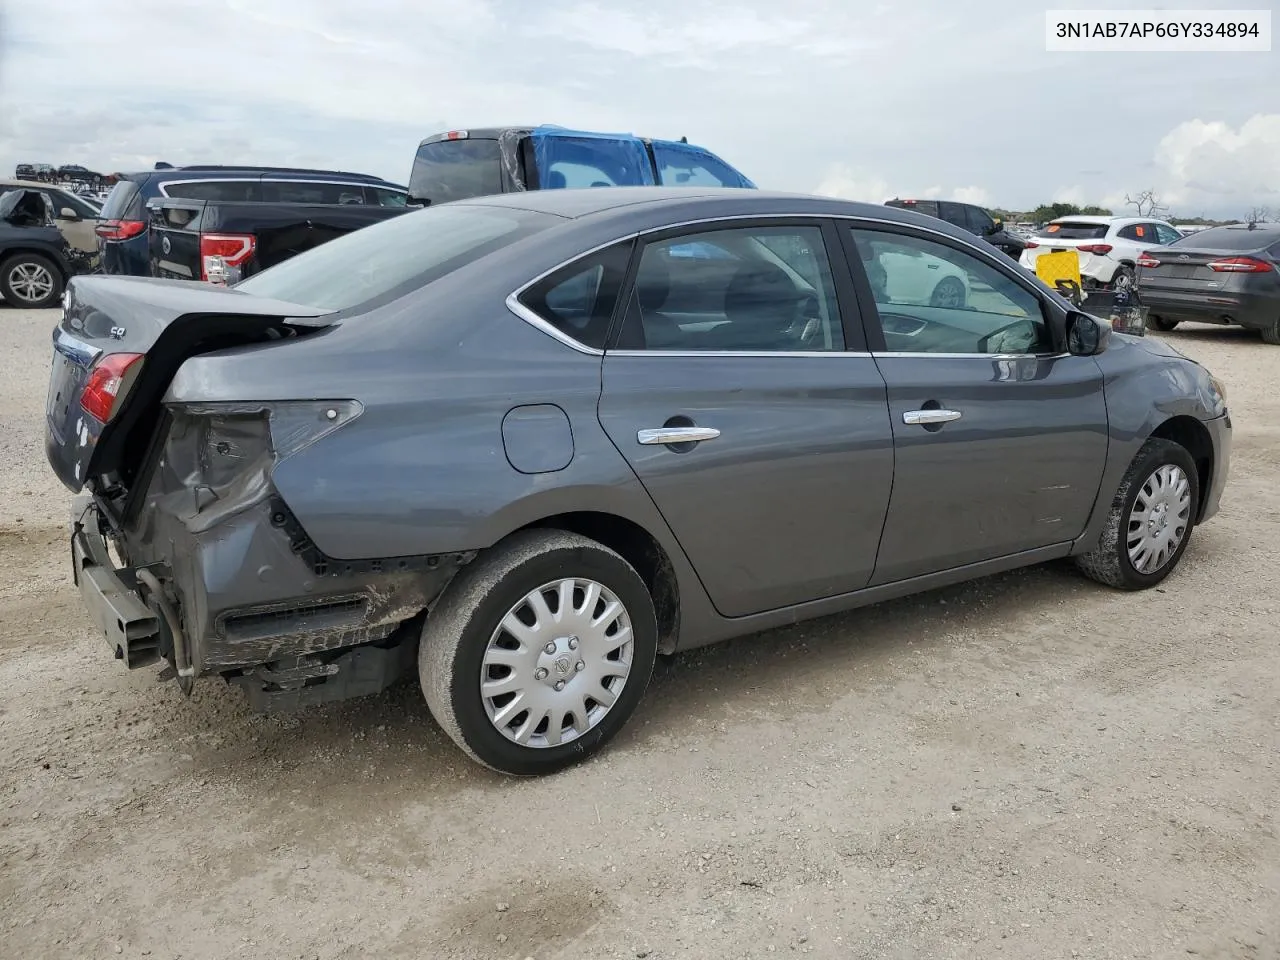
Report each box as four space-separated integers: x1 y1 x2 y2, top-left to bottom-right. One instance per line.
7 262 55 303
932 280 963 308
481 578 634 748
1114 271 1134 291
1127 464 1191 575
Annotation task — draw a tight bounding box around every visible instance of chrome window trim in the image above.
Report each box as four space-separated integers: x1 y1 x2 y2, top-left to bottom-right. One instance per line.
504 211 1062 358
157 177 407 198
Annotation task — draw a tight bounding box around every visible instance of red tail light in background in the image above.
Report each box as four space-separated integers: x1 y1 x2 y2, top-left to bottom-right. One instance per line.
94 219 147 241
1136 252 1162 268
1024 241 1039 249
80 353 144 423
1076 243 1113 255
199 233 256 283
1207 256 1273 273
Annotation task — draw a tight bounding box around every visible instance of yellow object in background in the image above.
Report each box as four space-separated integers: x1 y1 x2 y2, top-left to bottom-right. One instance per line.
1034 248 1082 290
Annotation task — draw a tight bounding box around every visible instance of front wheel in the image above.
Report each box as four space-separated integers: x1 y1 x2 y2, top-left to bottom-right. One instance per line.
419 529 658 775
1075 438 1199 590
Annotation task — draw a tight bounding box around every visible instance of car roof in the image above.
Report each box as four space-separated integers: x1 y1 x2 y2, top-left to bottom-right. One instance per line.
117 166 403 187
1050 215 1167 226
0 178 66 190
452 186 946 225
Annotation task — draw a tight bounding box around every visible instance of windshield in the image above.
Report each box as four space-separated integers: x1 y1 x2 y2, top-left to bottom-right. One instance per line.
408 139 503 205
1173 225 1280 251
1038 221 1110 240
234 203 558 312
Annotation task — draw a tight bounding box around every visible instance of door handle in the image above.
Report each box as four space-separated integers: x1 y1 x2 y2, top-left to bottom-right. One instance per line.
903 409 962 425
637 426 721 445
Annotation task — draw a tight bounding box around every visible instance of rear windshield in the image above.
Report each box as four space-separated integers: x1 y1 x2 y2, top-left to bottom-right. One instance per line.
887 200 940 217
1173 225 1280 251
233 203 557 312
1038 221 1110 240
409 139 503 205
100 178 142 220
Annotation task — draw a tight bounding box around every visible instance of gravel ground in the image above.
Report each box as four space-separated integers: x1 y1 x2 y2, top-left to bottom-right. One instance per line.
1 305 1277 960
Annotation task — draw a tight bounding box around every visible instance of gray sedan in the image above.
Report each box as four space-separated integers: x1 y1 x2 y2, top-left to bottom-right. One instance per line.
45 188 1231 776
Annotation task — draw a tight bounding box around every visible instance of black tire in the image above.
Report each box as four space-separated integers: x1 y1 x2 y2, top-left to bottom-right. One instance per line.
0 253 64 308
1258 316 1280 345
930 277 967 309
1111 264 1135 291
1075 438 1200 591
419 529 659 776
1147 315 1179 332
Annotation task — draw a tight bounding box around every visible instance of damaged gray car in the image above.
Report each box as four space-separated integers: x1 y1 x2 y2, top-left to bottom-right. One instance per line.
47 188 1231 776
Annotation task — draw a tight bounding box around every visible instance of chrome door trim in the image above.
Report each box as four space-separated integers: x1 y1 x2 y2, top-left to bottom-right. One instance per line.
637 426 721 445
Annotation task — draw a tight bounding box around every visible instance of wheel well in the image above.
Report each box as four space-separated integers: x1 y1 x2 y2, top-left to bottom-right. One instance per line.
1150 416 1213 521
522 512 681 653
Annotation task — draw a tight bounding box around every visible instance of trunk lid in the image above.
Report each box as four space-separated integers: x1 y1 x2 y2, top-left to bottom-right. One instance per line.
45 275 333 493
1136 243 1276 293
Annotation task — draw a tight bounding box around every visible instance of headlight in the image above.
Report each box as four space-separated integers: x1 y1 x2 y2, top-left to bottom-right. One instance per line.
1209 374 1227 402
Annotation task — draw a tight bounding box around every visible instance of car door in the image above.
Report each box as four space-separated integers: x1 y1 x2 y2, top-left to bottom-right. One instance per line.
596 219 896 618
842 222 1109 585
46 189 99 254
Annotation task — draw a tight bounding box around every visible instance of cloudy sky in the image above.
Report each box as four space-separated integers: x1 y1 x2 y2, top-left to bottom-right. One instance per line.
0 0 1274 218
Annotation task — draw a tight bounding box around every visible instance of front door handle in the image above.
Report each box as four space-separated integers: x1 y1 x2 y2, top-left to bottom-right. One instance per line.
637 426 721 445
903 409 962 425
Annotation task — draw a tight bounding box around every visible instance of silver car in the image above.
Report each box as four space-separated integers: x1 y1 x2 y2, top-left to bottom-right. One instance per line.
45 188 1231 776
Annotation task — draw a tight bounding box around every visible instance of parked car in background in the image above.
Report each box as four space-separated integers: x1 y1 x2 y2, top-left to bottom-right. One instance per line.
0 189 86 307
96 165 408 276
1136 222 1280 343
1 179 102 266
14 164 36 180
47 188 1229 775
1020 216 1182 291
408 125 753 206
148 191 409 284
884 198 1026 259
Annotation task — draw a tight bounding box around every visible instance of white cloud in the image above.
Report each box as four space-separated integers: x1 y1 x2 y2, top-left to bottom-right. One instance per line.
950 186 992 207
0 1 1275 217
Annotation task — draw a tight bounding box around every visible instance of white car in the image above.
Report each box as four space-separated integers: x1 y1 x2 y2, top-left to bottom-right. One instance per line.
1019 216 1183 290
861 235 972 307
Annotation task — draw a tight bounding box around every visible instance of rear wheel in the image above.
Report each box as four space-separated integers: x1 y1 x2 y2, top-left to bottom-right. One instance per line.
1075 438 1199 590
1147 315 1180 332
1258 315 1280 345
0 253 63 308
1111 264 1136 292
419 529 659 776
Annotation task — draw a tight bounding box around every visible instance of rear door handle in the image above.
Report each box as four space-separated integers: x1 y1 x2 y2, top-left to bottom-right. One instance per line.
903 409 962 425
637 426 721 445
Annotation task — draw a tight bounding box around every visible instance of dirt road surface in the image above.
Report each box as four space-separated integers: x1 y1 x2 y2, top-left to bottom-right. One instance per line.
1 305 1276 960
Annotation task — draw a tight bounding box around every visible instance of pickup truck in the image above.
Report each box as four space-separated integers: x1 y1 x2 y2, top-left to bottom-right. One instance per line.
408 125 754 205
147 197 408 284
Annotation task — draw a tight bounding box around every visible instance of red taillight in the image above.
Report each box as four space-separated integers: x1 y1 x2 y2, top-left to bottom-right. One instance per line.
199 233 256 283
1136 252 1162 268
1207 256 1273 273
1076 243 1113 255
94 219 146 241
1024 241 1039 249
80 353 144 423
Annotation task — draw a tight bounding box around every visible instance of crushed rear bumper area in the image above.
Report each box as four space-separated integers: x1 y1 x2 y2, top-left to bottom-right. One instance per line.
69 493 471 708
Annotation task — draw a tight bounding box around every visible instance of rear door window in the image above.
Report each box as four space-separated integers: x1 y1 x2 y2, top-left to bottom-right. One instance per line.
965 205 996 235
259 181 367 204
517 241 634 350
163 180 260 202
408 138 503 205
936 202 968 228
650 141 752 188
531 133 655 190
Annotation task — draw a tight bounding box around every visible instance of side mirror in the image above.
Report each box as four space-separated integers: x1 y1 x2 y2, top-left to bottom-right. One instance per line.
1066 311 1111 356
986 218 1003 236
59 207 80 221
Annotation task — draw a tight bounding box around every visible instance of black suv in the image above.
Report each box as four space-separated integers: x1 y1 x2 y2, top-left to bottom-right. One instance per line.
96 164 407 276
885 198 1026 259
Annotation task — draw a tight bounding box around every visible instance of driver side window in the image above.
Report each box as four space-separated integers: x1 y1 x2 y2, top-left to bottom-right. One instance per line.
849 227 1051 355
